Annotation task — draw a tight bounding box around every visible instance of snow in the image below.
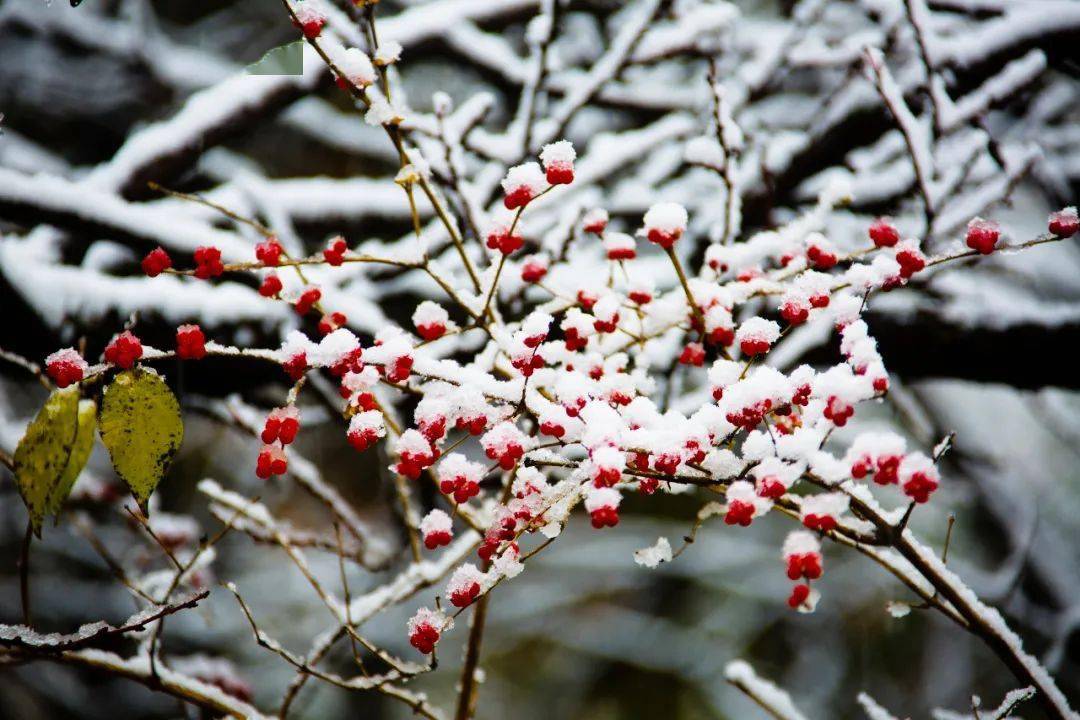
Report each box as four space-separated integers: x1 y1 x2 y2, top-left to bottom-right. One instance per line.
724 660 809 720
634 537 673 568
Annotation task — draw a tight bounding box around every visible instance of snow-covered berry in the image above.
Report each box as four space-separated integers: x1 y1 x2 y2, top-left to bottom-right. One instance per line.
539 140 575 185
521 255 548 283
394 429 437 479
724 480 771 526
501 162 546 210
45 348 88 388
420 509 453 549
965 217 1000 255
783 530 823 580
585 486 621 528
334 47 376 89
256 443 288 479
583 208 609 235
899 452 939 503
407 607 444 654
736 317 780 357
292 0 327 38
262 406 300 445
482 422 528 470
447 563 484 607
604 232 637 261
800 492 848 532
323 236 348 266
642 202 687 248
413 301 450 342
1049 207 1078 238
438 454 485 504
347 410 384 452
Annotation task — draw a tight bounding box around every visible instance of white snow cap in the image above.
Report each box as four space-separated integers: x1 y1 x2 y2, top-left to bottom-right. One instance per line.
540 140 576 166
438 453 485 483
46 347 88 372
501 162 546 195
584 486 621 512
412 300 449 328
801 492 849 520
782 530 821 558
736 317 781 344
726 480 772 516
348 410 385 436
643 202 688 233
334 47 376 87
407 607 446 634
634 537 673 568
420 508 452 535
374 41 403 66
311 328 360 367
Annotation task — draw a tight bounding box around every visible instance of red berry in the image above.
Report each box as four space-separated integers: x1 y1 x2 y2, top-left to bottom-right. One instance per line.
176 324 207 360
295 287 321 315
104 331 143 369
318 311 347 336
965 218 999 255
323 236 348 266
788 583 811 608
45 348 87 388
521 260 547 283
868 218 900 248
1049 208 1079 238
142 247 172 277
679 342 706 366
255 239 283 267
259 274 283 297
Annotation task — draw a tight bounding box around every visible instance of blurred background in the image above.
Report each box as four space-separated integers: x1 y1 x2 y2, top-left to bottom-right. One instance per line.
2 0 1080 718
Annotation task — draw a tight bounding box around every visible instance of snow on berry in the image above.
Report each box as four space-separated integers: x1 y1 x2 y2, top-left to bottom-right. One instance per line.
420 509 453 549
751 457 801 500
788 583 820 613
1049 206 1078 238
805 233 838 269
520 254 548 283
346 410 384 452
561 307 596 352
413 301 450 341
482 421 528 470
965 217 1000 254
373 41 403 67
141 247 172 277
736 317 780 357
589 446 625 488
438 453 486 504
262 406 300 445
679 342 706 367
393 429 437 479
800 492 849 532
724 480 771 526
703 304 735 346
582 208 609 235
256 443 288 479
501 162 546 210
332 46 376 88
604 232 637 261
539 140 575 185
45 348 88 388
779 289 811 326
176 324 207 360
446 563 485 607
642 202 688 248
485 214 525 255
104 331 143 369
585 486 621 528
292 0 327 38
782 530 823 580
627 276 654 305
591 294 621 334
898 452 939 503
844 432 906 484
893 239 926 278
407 607 445 654
366 333 414 383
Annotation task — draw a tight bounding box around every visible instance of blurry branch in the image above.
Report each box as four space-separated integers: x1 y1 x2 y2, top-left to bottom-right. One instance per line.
725 660 810 720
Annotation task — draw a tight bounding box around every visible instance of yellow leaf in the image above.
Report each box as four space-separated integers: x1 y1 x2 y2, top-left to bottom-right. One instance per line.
47 399 98 519
14 388 80 535
98 369 183 512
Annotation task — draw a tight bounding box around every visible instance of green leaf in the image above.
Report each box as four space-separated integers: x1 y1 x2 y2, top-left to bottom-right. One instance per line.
47 399 98 519
98 369 184 512
246 41 304 76
14 388 80 535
